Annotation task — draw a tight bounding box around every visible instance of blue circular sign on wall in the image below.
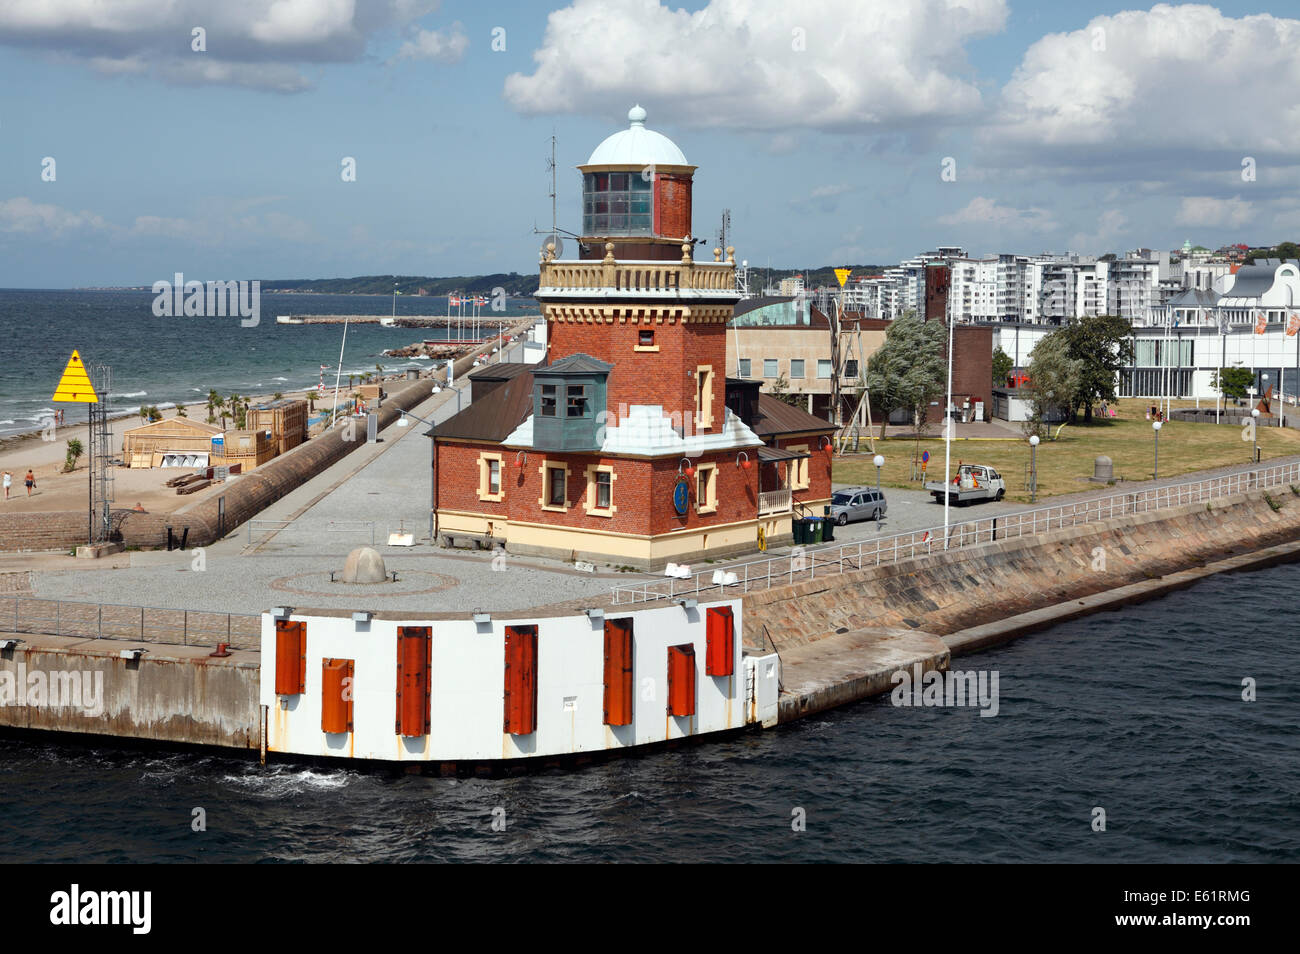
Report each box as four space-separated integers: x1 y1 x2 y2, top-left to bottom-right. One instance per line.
672 478 690 516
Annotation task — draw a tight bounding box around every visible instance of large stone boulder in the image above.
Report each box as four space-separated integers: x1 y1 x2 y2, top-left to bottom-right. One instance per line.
342 546 387 584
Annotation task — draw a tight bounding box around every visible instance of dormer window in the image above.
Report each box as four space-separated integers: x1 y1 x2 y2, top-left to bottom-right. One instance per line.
531 353 612 453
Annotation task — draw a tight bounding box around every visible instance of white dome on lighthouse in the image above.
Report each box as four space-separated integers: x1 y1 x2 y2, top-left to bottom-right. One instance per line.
585 105 688 166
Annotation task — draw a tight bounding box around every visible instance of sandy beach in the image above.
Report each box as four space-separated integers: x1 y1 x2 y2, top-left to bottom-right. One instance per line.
0 384 326 515
0 323 531 519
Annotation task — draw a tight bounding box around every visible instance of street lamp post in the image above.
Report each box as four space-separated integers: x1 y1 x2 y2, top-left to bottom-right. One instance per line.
397 407 439 512
393 281 398 318
1028 434 1039 503
1152 420 1162 480
873 454 884 492
1252 407 1260 462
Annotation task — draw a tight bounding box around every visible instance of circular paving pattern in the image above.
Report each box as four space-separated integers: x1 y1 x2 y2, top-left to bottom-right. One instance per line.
268 569 461 598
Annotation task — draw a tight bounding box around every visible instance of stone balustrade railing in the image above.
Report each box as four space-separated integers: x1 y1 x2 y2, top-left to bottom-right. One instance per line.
539 259 737 293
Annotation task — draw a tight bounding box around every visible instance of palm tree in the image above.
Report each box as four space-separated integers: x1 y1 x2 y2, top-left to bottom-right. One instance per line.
64 438 84 473
206 388 221 423
306 390 319 412
217 394 229 430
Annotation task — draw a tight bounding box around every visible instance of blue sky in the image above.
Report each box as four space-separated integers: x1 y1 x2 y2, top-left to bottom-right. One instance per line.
0 0 1295 286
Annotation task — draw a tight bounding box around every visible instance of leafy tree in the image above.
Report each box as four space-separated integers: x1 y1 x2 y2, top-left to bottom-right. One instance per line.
768 372 803 408
1060 314 1134 422
64 438 84 473
1212 366 1253 401
863 309 947 440
992 346 1014 389
1024 329 1081 439
1245 242 1299 264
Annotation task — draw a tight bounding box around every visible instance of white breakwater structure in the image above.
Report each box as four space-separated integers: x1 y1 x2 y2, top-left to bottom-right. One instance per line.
259 598 779 763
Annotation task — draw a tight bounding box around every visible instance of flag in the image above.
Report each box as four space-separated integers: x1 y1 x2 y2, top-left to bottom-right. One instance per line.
1288 313 1300 337
476 296 488 307
449 295 460 306
1254 311 1267 334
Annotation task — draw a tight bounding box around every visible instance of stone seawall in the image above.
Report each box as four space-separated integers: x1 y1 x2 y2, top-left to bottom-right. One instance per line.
741 491 1300 653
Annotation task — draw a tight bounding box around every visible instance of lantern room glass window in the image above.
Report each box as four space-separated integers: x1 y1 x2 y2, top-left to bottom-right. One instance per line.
583 172 652 236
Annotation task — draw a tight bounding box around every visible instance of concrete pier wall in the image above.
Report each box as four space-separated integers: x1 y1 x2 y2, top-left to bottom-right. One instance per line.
4 488 1298 760
0 635 259 748
741 491 1300 652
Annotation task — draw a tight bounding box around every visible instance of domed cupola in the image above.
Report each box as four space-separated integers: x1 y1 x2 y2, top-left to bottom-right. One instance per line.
577 105 696 260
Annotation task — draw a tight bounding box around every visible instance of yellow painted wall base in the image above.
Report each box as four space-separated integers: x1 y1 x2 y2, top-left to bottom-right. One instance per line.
435 508 806 569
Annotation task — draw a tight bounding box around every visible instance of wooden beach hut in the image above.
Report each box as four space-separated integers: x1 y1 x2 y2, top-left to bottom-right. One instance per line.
250 398 308 456
121 417 224 469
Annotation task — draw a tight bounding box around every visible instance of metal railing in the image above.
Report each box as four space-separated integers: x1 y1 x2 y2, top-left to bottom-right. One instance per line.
610 460 1300 605
758 488 792 515
1 597 261 650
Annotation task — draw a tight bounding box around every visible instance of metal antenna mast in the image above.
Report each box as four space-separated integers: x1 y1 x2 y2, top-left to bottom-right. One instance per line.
547 134 557 239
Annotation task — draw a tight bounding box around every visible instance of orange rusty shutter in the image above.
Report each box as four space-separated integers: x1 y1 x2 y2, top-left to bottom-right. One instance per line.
503 625 539 735
667 644 696 717
705 605 734 677
395 626 432 737
321 658 354 734
274 619 306 695
603 618 633 726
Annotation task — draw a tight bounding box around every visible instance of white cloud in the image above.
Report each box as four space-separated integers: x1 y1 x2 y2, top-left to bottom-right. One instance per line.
989 5 1300 155
0 197 108 236
504 0 1009 131
392 23 468 63
939 196 1056 231
0 0 446 92
790 183 855 211
1175 196 1255 228
1069 208 1128 253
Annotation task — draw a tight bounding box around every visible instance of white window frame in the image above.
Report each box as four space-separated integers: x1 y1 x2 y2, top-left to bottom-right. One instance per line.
539 460 570 512
695 462 717 515
478 452 504 502
584 464 617 517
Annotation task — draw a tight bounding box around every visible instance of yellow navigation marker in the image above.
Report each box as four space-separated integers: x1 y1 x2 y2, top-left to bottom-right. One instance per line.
834 268 852 287
52 350 98 403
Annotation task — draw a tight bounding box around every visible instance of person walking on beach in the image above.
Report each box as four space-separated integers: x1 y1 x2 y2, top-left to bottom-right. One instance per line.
2 471 10 500
24 469 35 496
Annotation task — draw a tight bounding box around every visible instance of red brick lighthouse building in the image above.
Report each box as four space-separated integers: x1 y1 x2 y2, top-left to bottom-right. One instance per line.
432 107 833 567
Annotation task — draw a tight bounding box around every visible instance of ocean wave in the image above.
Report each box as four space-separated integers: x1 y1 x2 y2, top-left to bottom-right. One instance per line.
111 391 147 398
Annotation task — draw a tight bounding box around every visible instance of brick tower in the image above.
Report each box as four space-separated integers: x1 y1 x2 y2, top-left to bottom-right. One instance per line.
431 107 833 568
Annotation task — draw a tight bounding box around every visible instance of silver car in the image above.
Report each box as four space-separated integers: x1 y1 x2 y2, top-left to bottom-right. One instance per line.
830 487 887 525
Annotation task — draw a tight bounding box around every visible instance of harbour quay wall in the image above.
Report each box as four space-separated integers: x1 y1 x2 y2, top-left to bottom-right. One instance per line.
0 635 259 749
740 491 1300 654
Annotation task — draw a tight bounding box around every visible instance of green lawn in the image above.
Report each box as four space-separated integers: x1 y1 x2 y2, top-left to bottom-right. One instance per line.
833 400 1300 501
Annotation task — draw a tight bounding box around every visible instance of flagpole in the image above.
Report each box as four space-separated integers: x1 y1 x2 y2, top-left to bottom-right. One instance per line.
942 306 954 549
